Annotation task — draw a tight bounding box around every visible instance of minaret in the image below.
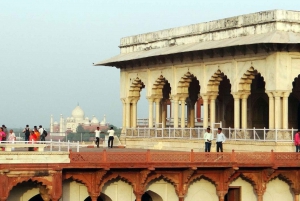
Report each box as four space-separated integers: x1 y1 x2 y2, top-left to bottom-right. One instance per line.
50 115 53 132
60 114 63 133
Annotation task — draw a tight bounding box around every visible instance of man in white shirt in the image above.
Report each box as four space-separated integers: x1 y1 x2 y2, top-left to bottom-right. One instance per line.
94 127 101 148
204 127 213 152
107 127 115 148
39 125 45 142
216 128 226 152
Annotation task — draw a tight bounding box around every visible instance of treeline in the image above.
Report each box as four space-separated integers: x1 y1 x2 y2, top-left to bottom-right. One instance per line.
62 125 121 142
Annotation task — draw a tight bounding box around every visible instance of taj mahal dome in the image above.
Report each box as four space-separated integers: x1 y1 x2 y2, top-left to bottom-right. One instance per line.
50 105 108 133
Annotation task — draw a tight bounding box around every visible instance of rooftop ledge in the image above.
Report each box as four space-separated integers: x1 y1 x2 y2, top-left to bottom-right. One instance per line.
119 10 300 47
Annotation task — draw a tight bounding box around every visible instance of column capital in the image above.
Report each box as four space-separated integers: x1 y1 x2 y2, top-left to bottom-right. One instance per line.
146 96 154 102
232 93 241 99
209 94 218 100
131 98 139 104
272 91 283 97
171 95 179 101
241 92 250 99
201 94 209 100
266 91 274 98
154 98 161 103
283 91 291 98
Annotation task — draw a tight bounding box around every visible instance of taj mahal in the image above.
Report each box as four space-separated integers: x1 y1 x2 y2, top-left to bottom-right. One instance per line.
50 105 108 133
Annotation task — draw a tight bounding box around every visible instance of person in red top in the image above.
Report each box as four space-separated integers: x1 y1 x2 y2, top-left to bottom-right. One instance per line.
29 130 37 151
0 127 5 151
294 130 300 152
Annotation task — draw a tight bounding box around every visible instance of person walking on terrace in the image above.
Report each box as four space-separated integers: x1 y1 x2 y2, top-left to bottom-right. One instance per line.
107 126 115 148
294 130 300 152
216 128 226 152
204 127 213 152
94 127 101 148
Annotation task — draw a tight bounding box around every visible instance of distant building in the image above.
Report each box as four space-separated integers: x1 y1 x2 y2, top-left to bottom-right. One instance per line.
50 105 109 133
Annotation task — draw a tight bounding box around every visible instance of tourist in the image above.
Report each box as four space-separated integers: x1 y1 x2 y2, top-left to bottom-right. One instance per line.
2 125 8 141
8 129 16 151
107 126 115 148
23 125 30 143
216 128 226 152
29 130 37 151
294 130 300 152
94 127 101 148
8 129 16 142
34 126 40 142
39 125 46 142
0 127 5 150
204 127 213 152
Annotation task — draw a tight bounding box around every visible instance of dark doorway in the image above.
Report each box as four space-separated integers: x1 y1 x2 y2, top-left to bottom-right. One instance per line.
298 104 300 129
28 194 43 201
134 192 153 201
225 187 241 201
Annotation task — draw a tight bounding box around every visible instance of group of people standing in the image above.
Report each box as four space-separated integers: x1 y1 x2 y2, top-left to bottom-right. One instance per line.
23 125 47 143
93 126 115 148
203 127 226 152
0 125 17 151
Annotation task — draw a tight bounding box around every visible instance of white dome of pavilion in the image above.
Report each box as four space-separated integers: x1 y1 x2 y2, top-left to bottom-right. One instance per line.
72 105 85 121
91 116 99 124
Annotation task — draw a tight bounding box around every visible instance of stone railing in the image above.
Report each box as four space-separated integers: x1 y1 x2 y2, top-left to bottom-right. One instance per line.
69 150 300 168
125 127 298 142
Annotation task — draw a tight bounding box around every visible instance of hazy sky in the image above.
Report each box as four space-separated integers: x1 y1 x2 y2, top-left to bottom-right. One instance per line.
1 0 299 129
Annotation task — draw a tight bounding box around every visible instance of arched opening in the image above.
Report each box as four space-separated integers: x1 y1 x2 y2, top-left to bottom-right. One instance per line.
289 75 300 129
62 179 89 201
187 77 200 128
248 74 268 128
184 178 218 201
217 76 233 128
145 178 177 201
7 180 43 201
101 178 135 201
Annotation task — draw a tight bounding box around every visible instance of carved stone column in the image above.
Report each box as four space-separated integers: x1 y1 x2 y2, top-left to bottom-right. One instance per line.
233 94 241 129
121 98 126 134
179 196 185 201
155 98 161 127
189 100 196 128
282 91 290 129
273 92 283 129
125 99 131 128
267 92 274 129
147 97 154 128
131 99 138 128
173 97 179 128
180 97 186 128
161 99 167 128
241 93 250 129
210 95 217 128
202 95 209 129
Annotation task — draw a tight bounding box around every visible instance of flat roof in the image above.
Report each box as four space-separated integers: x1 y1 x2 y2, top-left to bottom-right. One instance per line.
95 10 300 66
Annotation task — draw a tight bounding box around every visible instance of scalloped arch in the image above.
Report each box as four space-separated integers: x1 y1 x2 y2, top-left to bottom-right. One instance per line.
128 77 145 100
186 174 218 191
152 75 170 97
207 69 231 94
239 66 265 92
177 72 199 94
8 177 51 194
144 174 178 194
100 174 135 191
